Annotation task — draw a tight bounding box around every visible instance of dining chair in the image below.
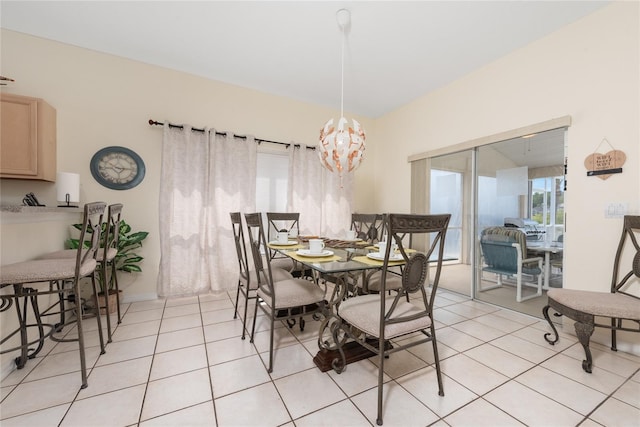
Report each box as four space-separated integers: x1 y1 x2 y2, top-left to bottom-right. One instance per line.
230 212 294 339
266 212 307 276
351 213 385 243
0 202 107 389
543 215 640 373
331 213 450 425
358 228 420 297
244 212 326 373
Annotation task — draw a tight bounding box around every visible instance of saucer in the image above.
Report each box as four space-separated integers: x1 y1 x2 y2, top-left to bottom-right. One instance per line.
367 252 403 262
269 240 298 246
296 249 334 257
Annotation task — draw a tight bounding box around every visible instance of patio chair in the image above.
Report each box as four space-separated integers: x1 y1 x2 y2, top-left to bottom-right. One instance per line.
479 226 543 302
244 212 326 373
331 213 450 425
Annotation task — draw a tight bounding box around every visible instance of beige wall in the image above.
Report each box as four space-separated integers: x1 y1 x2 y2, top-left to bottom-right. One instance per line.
0 29 375 302
375 2 639 294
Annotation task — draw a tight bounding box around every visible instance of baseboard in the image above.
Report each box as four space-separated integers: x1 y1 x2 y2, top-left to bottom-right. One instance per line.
591 327 640 357
121 292 158 304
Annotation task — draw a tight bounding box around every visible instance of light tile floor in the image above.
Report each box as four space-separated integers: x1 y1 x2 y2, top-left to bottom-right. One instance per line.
1 289 639 426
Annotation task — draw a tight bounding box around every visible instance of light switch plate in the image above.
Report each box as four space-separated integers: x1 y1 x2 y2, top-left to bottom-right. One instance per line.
604 203 628 218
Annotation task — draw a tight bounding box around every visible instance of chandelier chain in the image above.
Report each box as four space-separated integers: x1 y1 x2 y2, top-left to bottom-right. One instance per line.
340 24 345 118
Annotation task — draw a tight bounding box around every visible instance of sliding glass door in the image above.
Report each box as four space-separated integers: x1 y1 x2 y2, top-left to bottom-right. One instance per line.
427 127 566 317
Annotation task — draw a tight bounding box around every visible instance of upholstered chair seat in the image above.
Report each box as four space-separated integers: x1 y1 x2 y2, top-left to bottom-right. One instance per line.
339 294 432 339
257 278 325 310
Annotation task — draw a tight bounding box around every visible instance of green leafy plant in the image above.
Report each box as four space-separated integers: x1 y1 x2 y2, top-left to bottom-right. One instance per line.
67 220 148 291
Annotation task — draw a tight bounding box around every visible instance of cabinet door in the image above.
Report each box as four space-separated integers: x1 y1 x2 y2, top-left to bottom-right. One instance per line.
0 93 56 181
1 95 39 176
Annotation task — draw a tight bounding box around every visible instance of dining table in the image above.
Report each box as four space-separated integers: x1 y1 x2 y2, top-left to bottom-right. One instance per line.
527 241 563 289
267 236 403 371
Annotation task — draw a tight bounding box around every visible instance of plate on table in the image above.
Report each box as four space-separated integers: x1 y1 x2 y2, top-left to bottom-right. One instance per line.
296 249 334 257
269 240 298 247
367 252 403 262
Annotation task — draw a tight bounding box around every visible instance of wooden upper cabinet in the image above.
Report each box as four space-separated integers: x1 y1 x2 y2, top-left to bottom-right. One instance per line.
0 93 57 181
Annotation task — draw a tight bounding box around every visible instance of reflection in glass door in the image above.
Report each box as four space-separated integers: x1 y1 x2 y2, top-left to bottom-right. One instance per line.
474 129 565 318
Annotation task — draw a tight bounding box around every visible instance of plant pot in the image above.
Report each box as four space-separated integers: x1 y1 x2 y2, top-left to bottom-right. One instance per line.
93 290 120 315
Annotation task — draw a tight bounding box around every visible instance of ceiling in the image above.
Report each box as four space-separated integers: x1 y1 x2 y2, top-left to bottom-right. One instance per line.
1 1 608 118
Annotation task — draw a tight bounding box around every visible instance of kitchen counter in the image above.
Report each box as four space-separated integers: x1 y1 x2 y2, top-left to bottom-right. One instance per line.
1 205 82 224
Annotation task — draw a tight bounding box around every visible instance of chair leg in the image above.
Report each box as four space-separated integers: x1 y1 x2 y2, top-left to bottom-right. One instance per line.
54 280 66 330
249 297 259 344
74 277 89 389
574 320 595 373
13 287 31 369
112 262 122 325
376 338 385 426
90 273 106 355
233 280 244 320
268 316 275 373
431 325 444 397
26 288 47 361
241 290 250 340
542 305 560 345
103 261 112 343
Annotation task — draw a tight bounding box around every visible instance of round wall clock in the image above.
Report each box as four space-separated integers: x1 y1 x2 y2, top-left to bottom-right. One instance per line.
90 146 146 190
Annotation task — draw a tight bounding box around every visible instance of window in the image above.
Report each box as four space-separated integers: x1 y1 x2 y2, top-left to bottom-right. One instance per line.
430 168 463 260
530 176 564 240
256 152 288 213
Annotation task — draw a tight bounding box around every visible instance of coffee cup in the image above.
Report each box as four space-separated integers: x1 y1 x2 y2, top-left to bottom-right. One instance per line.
277 231 289 244
346 230 357 240
308 239 325 254
378 241 398 258
377 241 388 257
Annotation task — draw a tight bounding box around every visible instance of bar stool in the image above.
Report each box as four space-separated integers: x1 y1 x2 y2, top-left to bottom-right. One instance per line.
0 202 107 389
98 203 123 342
37 203 124 342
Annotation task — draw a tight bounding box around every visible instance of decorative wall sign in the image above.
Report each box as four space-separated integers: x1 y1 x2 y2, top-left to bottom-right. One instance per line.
584 139 625 180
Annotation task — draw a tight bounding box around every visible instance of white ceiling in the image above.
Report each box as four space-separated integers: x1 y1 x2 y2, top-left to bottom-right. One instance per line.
1 1 608 118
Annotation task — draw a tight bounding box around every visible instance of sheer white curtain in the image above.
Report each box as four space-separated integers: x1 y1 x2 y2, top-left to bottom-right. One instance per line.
158 124 256 297
321 165 353 237
287 144 352 237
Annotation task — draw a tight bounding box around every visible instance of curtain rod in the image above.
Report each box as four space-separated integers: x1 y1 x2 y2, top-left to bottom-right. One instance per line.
148 119 315 150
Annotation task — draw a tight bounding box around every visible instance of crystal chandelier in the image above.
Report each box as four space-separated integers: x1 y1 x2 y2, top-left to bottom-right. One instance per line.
318 9 366 177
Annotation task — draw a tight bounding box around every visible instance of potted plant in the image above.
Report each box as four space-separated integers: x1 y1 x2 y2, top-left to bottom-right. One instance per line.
67 219 148 313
